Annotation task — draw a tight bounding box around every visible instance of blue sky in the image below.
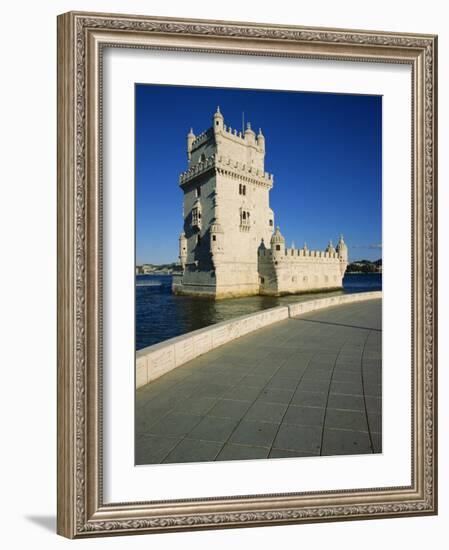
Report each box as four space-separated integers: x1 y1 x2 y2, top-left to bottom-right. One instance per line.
135 84 382 264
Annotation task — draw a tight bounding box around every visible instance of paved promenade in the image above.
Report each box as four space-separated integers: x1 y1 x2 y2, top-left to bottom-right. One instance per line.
136 299 381 464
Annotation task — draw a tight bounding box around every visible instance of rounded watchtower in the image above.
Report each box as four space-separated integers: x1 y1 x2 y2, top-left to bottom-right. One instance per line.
187 128 195 161
271 226 285 261
336 234 348 262
257 128 265 152
326 240 336 255
213 106 224 132
244 122 256 145
210 221 224 266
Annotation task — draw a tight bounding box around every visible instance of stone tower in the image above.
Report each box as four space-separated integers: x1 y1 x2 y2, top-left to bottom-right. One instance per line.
172 107 274 298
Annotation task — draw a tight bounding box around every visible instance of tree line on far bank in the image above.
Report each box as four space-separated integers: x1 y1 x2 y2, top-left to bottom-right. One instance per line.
346 259 382 273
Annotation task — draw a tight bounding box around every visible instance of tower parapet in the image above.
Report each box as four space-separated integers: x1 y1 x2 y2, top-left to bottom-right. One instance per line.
271 226 285 261
187 128 195 161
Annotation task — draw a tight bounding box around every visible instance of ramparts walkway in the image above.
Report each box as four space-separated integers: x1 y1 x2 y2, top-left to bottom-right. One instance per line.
136 299 381 464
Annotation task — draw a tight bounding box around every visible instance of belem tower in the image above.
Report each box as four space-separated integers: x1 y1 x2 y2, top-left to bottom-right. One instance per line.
172 107 348 299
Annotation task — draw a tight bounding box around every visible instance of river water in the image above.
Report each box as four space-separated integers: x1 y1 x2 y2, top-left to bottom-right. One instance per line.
135 273 382 350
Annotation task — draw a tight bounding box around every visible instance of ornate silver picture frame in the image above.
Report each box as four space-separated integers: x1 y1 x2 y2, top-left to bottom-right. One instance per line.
57 11 437 538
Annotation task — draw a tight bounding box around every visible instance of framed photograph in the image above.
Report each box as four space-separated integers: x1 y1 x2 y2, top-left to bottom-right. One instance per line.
57 11 438 538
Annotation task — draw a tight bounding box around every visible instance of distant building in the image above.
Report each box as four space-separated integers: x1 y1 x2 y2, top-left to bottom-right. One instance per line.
172 107 348 298
138 264 154 274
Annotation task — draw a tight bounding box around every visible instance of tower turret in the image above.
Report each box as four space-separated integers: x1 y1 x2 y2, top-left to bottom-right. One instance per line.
257 128 265 152
186 128 195 161
271 226 285 260
326 240 336 255
210 221 224 265
336 234 348 262
244 122 256 145
213 106 224 132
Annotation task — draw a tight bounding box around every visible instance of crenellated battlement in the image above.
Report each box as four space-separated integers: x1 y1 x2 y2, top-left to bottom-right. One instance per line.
179 154 216 185
190 129 212 149
179 153 273 188
258 247 342 261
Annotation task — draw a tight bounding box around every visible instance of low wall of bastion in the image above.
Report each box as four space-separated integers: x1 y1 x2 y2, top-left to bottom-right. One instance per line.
136 290 381 389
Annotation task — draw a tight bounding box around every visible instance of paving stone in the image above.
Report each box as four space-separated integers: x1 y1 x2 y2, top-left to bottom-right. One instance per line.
240 373 272 387
327 393 365 411
253 363 282 376
162 438 223 464
173 396 217 415
321 428 372 456
365 384 382 397
269 448 315 459
330 380 364 396
365 396 382 414
371 432 382 453
208 398 252 419
221 385 263 401
332 370 362 383
299 379 330 393
147 412 202 437
275 366 308 380
258 388 295 404
301 368 333 381
291 390 327 408
245 401 288 423
266 376 300 390
216 444 269 461
194 383 229 399
325 409 368 432
283 405 325 427
135 434 180 465
273 424 322 454
135 402 175 434
229 420 279 448
188 416 240 442
368 412 382 433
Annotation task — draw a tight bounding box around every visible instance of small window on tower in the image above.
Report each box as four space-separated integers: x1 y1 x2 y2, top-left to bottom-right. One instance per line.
242 211 246 220
243 185 246 196
276 245 281 251
197 235 201 245
212 235 216 241
269 219 273 227
196 186 201 197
